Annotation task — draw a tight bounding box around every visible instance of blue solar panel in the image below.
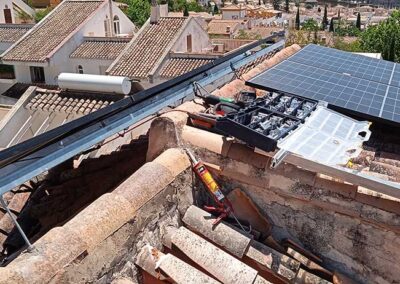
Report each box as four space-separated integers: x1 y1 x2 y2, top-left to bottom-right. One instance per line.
288 45 396 85
247 44 400 124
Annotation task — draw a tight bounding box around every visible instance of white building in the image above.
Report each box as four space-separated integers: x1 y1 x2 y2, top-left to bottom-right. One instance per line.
220 4 247 20
107 4 215 89
1 0 135 86
1 0 35 24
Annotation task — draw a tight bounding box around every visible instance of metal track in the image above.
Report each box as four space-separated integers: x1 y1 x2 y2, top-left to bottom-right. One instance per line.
0 38 285 195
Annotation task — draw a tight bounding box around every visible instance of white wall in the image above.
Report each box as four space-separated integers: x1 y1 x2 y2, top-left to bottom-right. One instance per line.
9 1 136 85
222 10 246 20
171 19 211 53
69 58 114 75
0 0 15 23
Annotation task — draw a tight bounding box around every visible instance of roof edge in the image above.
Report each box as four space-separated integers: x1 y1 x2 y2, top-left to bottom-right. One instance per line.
46 0 108 61
106 17 151 76
149 17 191 78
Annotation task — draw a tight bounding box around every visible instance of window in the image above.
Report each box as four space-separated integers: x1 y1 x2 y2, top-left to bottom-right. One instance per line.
0 64 15 79
186 34 192 52
30 66 45 83
104 17 111 37
113 15 120 35
77 65 84 74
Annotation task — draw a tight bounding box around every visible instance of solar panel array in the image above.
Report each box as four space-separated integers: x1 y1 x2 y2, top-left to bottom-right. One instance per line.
247 44 400 124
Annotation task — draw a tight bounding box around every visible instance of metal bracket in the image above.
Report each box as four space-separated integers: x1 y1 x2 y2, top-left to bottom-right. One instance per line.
0 196 34 252
271 149 289 169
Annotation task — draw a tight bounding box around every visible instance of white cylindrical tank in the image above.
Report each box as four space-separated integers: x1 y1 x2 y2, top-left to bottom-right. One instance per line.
57 73 131 95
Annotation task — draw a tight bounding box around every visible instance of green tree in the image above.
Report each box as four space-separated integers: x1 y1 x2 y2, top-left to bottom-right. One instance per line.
295 7 300 30
273 0 281 10
329 17 334 32
360 10 400 62
302 18 318 31
214 4 219 14
356 12 361 30
183 3 189 16
126 0 151 27
285 0 289 12
34 7 52 23
322 5 328 30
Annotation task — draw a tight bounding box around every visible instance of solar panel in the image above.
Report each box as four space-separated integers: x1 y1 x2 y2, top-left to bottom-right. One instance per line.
289 44 396 86
247 44 400 124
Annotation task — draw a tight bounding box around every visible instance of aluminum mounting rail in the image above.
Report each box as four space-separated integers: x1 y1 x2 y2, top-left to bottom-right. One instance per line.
0 39 285 195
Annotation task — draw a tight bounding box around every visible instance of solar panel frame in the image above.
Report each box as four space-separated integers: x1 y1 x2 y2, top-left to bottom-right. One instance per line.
246 44 400 125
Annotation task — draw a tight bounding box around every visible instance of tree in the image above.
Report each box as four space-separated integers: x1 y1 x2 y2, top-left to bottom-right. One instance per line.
34 7 52 23
295 7 300 30
214 4 219 14
273 0 281 10
337 9 340 19
356 12 361 30
285 0 289 12
126 0 151 27
302 18 318 31
360 10 400 62
329 17 334 32
322 5 328 30
183 3 189 16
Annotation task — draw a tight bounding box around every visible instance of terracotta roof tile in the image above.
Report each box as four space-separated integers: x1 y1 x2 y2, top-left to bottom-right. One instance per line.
108 17 188 79
2 0 104 62
0 24 32 43
159 57 214 78
207 20 241 35
70 38 130 60
25 90 121 114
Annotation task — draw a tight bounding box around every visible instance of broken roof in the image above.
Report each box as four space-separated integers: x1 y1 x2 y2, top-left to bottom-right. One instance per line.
0 24 33 43
108 17 189 79
70 37 130 60
159 57 214 78
1 0 105 63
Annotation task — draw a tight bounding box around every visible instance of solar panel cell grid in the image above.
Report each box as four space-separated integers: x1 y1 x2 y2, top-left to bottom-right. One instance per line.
248 44 400 124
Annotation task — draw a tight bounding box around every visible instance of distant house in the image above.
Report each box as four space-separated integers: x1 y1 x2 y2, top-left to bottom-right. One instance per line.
221 4 247 20
0 24 32 94
1 0 135 86
1 0 35 24
107 4 214 89
207 19 244 39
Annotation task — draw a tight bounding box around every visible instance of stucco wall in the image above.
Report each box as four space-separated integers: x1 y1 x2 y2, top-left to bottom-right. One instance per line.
171 19 211 53
11 1 135 85
222 10 246 20
69 58 113 76
0 0 15 23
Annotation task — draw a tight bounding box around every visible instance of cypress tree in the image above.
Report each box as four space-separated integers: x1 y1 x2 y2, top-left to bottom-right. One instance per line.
322 5 328 30
285 0 289 12
295 7 300 30
214 4 218 14
183 3 189 16
356 12 361 30
329 17 334 32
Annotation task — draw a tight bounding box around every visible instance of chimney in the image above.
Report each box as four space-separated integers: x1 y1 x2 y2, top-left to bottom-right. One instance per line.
160 3 169 17
150 0 160 24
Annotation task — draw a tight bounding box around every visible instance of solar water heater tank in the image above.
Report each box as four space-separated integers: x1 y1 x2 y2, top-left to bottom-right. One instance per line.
58 73 131 95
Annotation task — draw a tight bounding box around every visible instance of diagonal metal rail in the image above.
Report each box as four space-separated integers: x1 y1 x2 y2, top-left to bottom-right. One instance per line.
0 39 285 196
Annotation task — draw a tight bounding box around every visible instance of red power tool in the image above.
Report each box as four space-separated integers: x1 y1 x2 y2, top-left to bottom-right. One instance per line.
185 149 235 225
